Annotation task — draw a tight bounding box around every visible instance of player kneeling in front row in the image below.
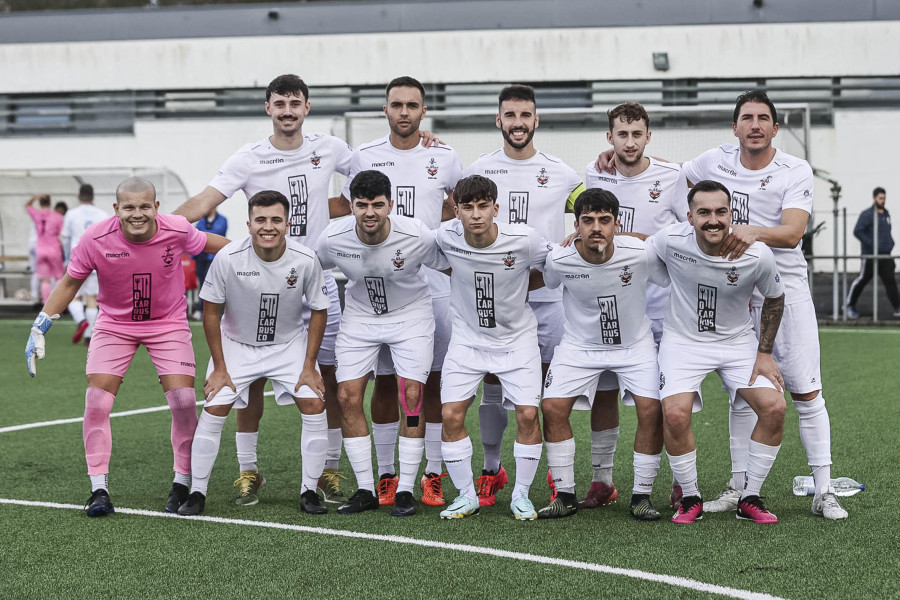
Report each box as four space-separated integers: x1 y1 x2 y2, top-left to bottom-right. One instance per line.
178 190 330 516
317 170 447 517
435 175 550 520
25 177 229 517
538 189 670 520
651 180 786 524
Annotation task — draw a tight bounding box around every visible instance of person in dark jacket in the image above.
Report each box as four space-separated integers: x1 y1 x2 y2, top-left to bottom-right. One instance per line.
845 187 900 318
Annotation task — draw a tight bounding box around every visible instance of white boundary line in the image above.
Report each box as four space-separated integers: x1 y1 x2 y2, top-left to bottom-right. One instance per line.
0 497 788 600
0 391 277 434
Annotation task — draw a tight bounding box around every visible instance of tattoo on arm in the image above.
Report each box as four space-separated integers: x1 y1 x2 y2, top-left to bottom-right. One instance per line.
758 294 785 354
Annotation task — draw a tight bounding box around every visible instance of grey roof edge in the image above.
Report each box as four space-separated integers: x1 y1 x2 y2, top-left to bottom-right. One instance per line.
1 0 899 44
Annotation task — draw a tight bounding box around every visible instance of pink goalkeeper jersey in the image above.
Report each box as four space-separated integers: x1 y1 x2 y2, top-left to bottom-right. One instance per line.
26 206 64 258
67 214 207 333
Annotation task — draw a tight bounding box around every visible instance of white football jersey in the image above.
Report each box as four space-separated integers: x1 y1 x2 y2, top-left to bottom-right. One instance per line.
317 214 448 324
649 221 784 344
681 144 813 306
585 157 684 320
342 135 462 297
436 220 549 351
209 133 353 248
465 149 583 302
62 204 109 257
200 237 329 346
544 236 669 350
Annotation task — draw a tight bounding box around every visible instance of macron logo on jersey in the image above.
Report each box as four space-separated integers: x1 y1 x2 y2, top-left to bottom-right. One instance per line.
106 252 130 259
673 252 697 264
717 164 737 177
259 158 284 165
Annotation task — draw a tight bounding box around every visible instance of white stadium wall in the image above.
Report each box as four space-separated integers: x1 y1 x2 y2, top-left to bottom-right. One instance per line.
1 20 899 263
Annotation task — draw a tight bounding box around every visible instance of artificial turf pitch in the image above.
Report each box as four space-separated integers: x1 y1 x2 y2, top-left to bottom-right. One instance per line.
1 320 896 599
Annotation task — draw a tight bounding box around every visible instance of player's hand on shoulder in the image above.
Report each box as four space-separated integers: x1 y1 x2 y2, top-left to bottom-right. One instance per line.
595 149 617 175
419 130 444 148
560 231 579 247
25 312 58 378
720 225 759 260
204 368 236 401
750 351 784 393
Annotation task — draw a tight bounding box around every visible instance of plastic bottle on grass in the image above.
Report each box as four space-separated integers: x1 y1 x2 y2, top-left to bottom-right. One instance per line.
792 476 865 497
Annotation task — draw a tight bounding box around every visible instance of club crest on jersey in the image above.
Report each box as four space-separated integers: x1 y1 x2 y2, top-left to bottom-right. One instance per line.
392 249 405 270
659 372 666 390
310 151 322 168
619 265 633 285
544 369 553 388
536 168 549 186
726 266 740 285
649 180 662 201
759 175 772 190
502 251 517 269
161 245 175 267
286 267 298 289
426 158 439 177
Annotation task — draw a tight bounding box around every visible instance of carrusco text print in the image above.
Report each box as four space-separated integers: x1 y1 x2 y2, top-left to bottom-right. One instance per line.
257 294 279 342
731 192 750 225
132 273 151 321
396 186 415 217
597 295 622 345
365 276 388 315
617 206 635 233
508 192 529 224
697 284 717 332
474 271 496 328
288 174 309 237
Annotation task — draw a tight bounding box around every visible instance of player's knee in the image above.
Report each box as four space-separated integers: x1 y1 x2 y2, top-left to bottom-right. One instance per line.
540 398 570 425
661 403 691 432
790 390 820 403
757 397 786 428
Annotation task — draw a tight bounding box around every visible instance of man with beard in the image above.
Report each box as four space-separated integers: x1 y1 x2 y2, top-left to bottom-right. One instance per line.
338 77 463 507
463 85 584 507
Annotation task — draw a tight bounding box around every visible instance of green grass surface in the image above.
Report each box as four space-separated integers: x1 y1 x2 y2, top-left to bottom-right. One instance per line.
1 321 897 599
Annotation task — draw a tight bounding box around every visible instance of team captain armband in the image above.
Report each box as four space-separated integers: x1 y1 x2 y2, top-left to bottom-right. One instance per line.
565 182 587 212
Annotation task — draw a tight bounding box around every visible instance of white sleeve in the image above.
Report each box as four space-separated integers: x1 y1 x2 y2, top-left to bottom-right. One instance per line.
643 239 670 288
542 251 562 289
446 151 464 194
341 150 363 200
315 231 336 271
754 247 785 299
303 257 330 311
782 163 814 214
199 252 228 304
209 149 251 198
529 229 551 271
333 137 355 177
419 224 451 271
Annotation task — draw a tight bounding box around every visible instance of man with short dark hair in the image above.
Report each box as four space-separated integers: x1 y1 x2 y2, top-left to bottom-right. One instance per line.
178 190 329 516
464 84 584 507
338 76 463 507
650 179 786 524
434 174 550 520
319 170 448 517
538 188 669 521
174 74 353 506
25 193 64 303
62 183 108 345
26 177 229 517
845 187 900 318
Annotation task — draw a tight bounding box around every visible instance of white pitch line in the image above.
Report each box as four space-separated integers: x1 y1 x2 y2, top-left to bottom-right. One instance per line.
0 391 275 434
0 497 789 600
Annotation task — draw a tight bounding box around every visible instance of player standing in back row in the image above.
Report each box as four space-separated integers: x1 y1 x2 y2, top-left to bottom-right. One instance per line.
339 76 462 507
464 84 584 507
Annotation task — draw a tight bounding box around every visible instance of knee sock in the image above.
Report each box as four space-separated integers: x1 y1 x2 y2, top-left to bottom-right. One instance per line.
397 436 425 494
190 411 227 495
372 421 398 476
165 388 199 476
68 300 85 324
742 440 780 499
511 441 542 499
729 397 757 489
424 422 443 474
343 435 375 494
479 383 506 472
633 452 662 495
545 438 576 494
442 437 475 500
667 450 699 498
236 432 259 472
83 388 115 477
300 411 328 494
794 394 833 490
325 428 343 471
590 427 618 484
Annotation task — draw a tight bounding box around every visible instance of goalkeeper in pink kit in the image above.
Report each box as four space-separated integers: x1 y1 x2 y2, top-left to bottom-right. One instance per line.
25 177 229 517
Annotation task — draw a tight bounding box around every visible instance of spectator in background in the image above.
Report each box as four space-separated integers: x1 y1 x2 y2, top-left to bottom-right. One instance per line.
845 187 900 318
192 207 228 319
25 194 64 303
62 183 108 345
54 202 68 216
